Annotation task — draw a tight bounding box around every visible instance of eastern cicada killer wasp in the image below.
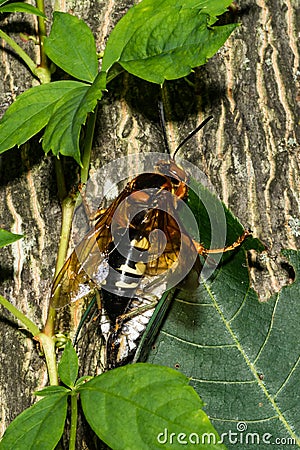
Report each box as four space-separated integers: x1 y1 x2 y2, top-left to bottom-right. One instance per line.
50 109 250 371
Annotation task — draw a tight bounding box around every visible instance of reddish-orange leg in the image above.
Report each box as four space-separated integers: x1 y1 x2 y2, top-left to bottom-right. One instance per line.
194 229 251 257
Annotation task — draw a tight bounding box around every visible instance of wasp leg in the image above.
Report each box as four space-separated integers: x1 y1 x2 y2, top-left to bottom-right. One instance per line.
194 229 251 256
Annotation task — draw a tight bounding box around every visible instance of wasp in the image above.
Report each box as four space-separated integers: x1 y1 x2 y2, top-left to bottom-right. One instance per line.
50 113 250 370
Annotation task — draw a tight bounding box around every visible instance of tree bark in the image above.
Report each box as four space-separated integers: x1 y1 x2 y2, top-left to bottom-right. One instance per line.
0 0 299 447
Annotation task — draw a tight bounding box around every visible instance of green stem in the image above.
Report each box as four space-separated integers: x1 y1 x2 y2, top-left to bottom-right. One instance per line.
38 333 59 385
81 108 98 184
0 29 37 75
69 393 78 450
55 196 77 278
35 0 47 68
0 295 59 385
55 159 67 203
44 194 77 336
35 0 51 83
0 295 40 336
160 83 172 122
0 1 51 84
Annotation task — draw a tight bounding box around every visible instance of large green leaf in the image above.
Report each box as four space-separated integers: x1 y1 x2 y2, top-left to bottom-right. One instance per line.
42 72 106 164
0 394 68 450
102 0 237 84
44 12 98 82
0 81 87 154
79 363 226 449
147 227 300 450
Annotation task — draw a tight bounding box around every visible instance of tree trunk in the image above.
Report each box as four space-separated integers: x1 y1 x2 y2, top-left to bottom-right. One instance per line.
0 0 299 447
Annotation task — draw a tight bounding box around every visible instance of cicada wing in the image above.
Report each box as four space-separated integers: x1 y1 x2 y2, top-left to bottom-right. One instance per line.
51 259 94 309
50 228 111 309
50 187 131 309
143 208 197 277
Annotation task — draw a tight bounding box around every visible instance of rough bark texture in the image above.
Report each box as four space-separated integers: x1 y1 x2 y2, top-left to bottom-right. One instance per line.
0 0 299 447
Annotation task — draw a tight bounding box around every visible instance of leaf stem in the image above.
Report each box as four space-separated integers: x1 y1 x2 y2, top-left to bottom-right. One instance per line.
81 108 98 184
0 29 37 75
0 295 40 336
0 295 59 384
69 393 78 450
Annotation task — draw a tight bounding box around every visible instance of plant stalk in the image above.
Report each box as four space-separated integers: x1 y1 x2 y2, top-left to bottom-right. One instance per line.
81 108 98 184
44 193 77 337
0 295 59 385
38 333 59 385
55 159 68 202
36 0 47 63
34 0 51 83
69 393 78 450
0 295 40 336
0 30 37 75
55 195 77 277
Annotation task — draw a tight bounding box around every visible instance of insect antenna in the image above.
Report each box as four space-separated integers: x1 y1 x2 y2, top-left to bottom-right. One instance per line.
172 115 213 160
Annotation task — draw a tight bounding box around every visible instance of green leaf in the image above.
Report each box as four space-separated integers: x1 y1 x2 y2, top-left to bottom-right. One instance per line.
79 364 226 449
102 0 237 84
0 80 87 154
0 394 68 450
42 72 106 164
0 0 10 6
75 375 93 387
44 12 98 82
42 85 89 164
147 194 300 449
58 341 78 387
34 386 70 396
187 178 263 254
0 2 46 18
0 229 23 248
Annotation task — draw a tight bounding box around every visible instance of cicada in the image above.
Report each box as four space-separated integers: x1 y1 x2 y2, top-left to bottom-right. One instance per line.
50 115 250 370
